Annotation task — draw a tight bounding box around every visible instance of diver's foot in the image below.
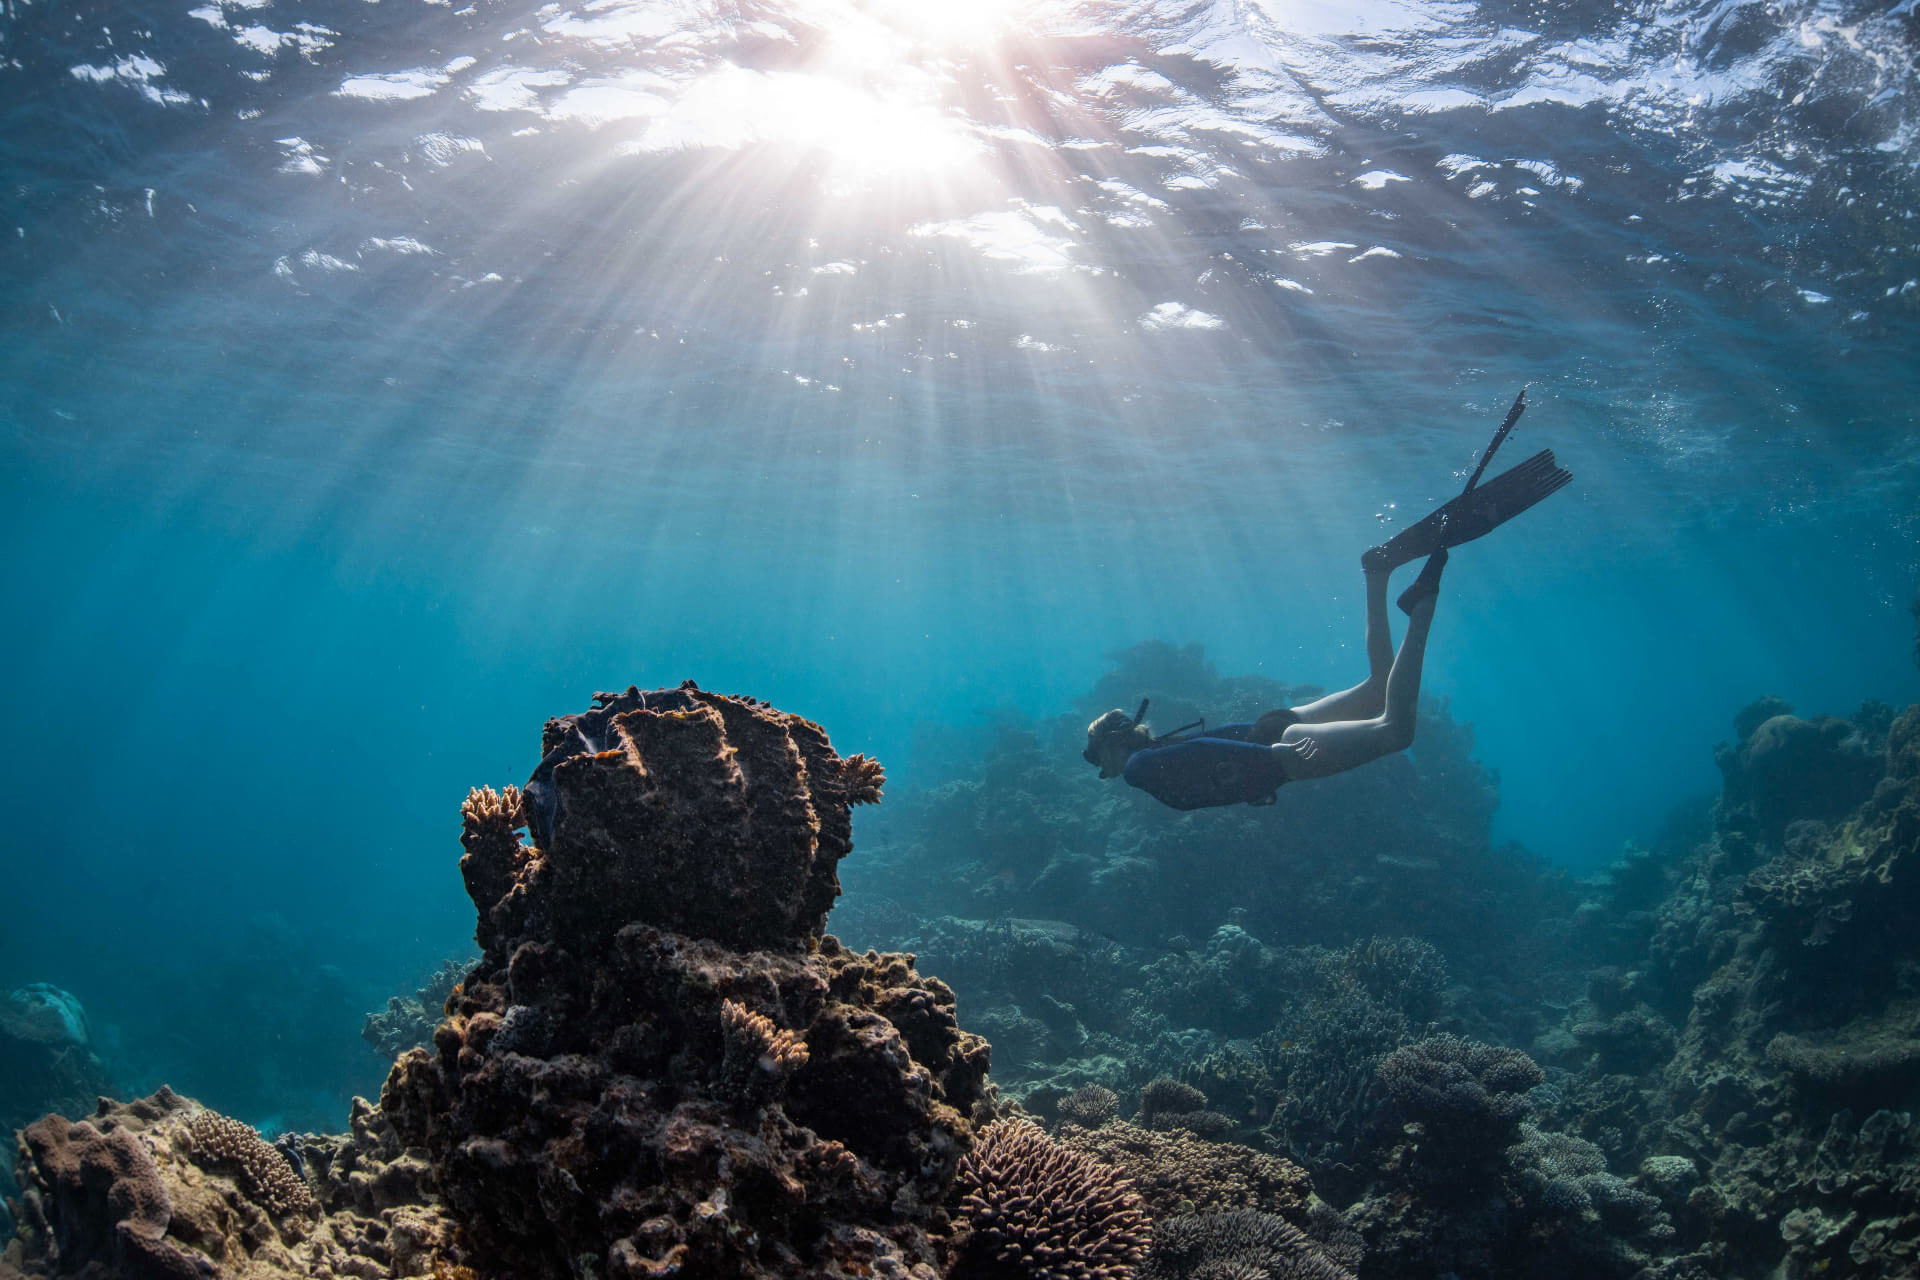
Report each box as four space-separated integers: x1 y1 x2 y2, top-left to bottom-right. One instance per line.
1396 548 1448 615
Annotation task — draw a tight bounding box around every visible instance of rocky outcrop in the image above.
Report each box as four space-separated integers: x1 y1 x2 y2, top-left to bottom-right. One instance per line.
381 682 993 1279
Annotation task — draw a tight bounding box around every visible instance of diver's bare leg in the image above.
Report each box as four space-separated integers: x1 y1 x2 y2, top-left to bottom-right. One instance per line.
1274 592 1434 780
1285 568 1394 725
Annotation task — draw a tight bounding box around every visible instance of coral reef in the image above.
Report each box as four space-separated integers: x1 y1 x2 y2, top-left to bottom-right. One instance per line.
1058 1084 1120 1129
362 958 476 1064
1376 1034 1542 1147
1056 1121 1312 1222
0 1087 459 1279
950 1118 1150 1280
1137 1209 1355 1280
381 682 992 1279
1714 699 1884 841
839 651 1920 1278
185 1110 317 1216
1529 700 1920 1278
1 985 111 1240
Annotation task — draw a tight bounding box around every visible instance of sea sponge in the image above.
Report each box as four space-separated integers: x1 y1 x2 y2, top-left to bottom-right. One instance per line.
186 1109 317 1216
953 1118 1151 1280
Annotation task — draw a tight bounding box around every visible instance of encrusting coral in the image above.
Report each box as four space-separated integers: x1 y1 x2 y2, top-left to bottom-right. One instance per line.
0 1087 459 1280
381 682 993 1279
951 1118 1151 1280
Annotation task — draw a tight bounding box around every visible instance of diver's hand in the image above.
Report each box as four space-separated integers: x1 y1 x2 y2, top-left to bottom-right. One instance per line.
1290 736 1320 762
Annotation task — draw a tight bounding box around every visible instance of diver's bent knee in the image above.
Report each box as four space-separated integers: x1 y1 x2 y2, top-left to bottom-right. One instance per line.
1383 719 1416 753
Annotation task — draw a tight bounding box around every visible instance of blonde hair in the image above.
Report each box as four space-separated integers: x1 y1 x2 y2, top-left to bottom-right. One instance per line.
1085 708 1152 753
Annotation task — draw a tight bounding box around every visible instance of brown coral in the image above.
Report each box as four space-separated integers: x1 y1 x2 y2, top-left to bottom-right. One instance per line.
1138 1078 1208 1126
1057 1122 1313 1223
719 999 811 1108
1058 1084 1121 1129
382 684 992 1280
186 1109 317 1217
3 1088 459 1279
1139 1209 1356 1280
837 752 887 805
953 1118 1150 1280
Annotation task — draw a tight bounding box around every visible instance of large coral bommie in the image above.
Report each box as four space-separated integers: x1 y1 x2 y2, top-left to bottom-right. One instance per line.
952 1118 1151 1280
382 682 993 1279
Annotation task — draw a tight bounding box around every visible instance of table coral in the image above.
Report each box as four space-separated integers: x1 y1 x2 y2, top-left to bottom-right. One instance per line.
1055 1121 1312 1223
382 682 991 1280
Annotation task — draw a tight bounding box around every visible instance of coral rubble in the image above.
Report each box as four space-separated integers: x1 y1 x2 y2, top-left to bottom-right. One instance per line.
382 682 993 1278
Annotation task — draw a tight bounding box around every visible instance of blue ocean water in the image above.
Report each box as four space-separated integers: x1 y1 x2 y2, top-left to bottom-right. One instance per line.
3 0 1917 1141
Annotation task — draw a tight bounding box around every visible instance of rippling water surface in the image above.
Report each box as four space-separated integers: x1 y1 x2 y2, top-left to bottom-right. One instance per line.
2 0 1917 1122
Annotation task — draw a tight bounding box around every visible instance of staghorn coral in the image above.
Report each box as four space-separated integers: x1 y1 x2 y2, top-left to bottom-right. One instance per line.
2 1088 460 1279
186 1109 318 1216
1057 1122 1312 1222
1058 1084 1121 1129
951 1118 1151 1280
382 683 990 1280
1139 1208 1357 1280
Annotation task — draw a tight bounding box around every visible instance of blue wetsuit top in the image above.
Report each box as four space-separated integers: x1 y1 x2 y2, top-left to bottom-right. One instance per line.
1121 722 1289 811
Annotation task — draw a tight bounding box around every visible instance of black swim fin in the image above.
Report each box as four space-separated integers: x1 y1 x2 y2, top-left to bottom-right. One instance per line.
1364 449 1572 572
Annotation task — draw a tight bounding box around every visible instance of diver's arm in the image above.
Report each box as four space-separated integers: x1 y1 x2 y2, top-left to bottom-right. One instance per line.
1284 567 1393 725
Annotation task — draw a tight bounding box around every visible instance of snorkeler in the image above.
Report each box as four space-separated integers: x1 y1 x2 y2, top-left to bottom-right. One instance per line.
1084 391 1571 811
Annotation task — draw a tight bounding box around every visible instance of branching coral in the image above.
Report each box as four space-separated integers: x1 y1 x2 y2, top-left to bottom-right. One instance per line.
719 998 810 1108
1139 1209 1357 1280
1376 1034 1542 1141
187 1109 317 1216
953 1118 1151 1280
837 752 887 805
1058 1084 1120 1129
1139 1078 1208 1126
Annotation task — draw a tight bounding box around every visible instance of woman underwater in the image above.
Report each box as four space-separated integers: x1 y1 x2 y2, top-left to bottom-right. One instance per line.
1084 393 1571 811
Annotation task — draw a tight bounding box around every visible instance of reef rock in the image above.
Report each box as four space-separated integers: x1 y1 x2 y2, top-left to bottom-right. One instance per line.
1715 703 1883 840
382 682 992 1279
0 1086 458 1280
